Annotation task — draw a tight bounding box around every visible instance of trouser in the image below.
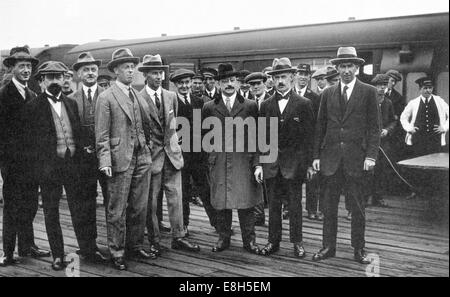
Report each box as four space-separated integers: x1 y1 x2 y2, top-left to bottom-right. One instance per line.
1 162 39 258
181 153 217 227
305 173 323 213
40 154 80 259
266 172 303 244
106 150 150 258
147 155 185 244
215 208 256 245
322 164 366 249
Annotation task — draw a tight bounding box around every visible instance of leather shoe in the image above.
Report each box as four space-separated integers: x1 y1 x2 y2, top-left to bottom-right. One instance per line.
260 242 279 256
128 249 157 260
212 238 230 252
82 249 109 263
150 243 161 256
354 249 371 264
282 209 289 220
159 221 171 233
191 196 203 207
346 211 352 221
0 256 20 267
171 238 200 252
243 240 260 255
307 212 316 220
112 257 127 270
294 243 306 258
312 247 336 262
30 245 51 258
51 257 66 271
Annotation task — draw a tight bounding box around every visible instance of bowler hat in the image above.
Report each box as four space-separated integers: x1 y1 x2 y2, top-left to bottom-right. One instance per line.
267 58 298 75
371 74 390 85
415 76 433 88
244 72 267 84
169 68 195 82
138 54 168 72
35 61 69 78
72 52 102 72
297 63 311 74
201 67 218 78
329 47 365 65
3 45 39 68
386 69 402 82
107 48 140 72
215 63 239 80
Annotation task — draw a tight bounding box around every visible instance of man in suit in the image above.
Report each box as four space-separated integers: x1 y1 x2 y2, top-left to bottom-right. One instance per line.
62 70 75 96
169 68 217 234
202 67 219 100
385 70 405 121
202 63 263 254
138 55 200 256
259 58 314 258
312 47 380 264
245 72 271 226
22 61 85 270
96 48 155 270
237 70 253 100
0 46 50 267
262 66 276 97
69 52 109 261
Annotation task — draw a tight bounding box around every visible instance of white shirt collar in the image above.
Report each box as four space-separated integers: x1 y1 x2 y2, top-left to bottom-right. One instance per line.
178 92 190 104
222 92 237 108
115 80 133 96
146 85 162 97
420 95 432 103
207 87 216 97
277 88 291 99
82 83 98 98
297 86 307 96
12 77 27 99
340 77 357 98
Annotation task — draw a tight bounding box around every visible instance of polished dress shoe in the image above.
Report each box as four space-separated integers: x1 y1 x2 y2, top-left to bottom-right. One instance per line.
51 257 66 271
294 243 306 258
212 238 230 252
172 238 200 252
315 212 324 221
260 242 280 256
312 247 336 262
159 221 171 233
29 245 51 258
191 196 203 207
243 240 260 255
307 212 316 220
150 243 161 256
112 257 127 270
0 256 20 267
346 211 352 221
129 249 157 260
354 249 371 264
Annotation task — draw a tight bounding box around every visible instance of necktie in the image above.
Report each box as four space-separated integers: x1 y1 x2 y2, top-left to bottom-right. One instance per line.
340 85 348 116
225 97 232 112
183 94 190 105
128 87 135 102
87 88 92 103
23 86 29 101
154 93 161 110
208 92 212 98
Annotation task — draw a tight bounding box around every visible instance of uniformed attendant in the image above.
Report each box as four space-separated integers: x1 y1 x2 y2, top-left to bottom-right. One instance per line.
62 70 75 96
201 67 219 100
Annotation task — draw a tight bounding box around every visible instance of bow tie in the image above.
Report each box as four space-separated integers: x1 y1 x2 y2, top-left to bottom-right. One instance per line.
276 93 289 101
47 93 61 103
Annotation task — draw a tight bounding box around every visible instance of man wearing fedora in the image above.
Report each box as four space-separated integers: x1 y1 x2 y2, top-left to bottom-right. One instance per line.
22 61 84 270
259 58 314 258
68 52 109 262
95 48 154 270
138 55 200 255
201 67 219 100
312 47 380 264
202 63 263 254
0 46 50 266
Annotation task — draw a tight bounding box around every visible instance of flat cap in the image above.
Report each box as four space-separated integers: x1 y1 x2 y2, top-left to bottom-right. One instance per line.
35 61 69 77
169 68 195 82
244 72 267 84
297 63 311 73
371 74 390 85
386 69 402 82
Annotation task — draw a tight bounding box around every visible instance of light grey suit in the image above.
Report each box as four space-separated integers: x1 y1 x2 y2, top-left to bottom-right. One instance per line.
140 87 185 244
95 83 152 258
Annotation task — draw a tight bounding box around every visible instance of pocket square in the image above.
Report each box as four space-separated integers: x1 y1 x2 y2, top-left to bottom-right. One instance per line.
293 117 300 122
169 110 174 114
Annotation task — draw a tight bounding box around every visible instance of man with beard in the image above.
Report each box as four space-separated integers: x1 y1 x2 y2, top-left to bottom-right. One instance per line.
139 55 200 256
262 66 276 97
312 47 380 264
170 68 217 234
68 52 109 262
62 70 75 96
22 61 84 270
96 48 154 270
259 58 314 258
0 46 50 267
202 63 263 255
237 70 253 100
202 67 219 100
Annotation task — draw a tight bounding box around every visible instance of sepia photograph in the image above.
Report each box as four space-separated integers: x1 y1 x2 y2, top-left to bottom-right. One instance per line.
0 0 448 283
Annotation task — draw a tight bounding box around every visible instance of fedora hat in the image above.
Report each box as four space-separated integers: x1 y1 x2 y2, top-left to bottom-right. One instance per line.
3 45 39 68
237 69 251 82
386 69 402 82
215 63 239 80
138 54 169 72
329 47 365 65
169 68 195 82
323 67 339 80
107 48 140 72
72 52 102 72
267 58 298 75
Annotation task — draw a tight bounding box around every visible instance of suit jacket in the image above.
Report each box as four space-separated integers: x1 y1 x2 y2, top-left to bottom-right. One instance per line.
260 90 315 180
69 85 105 149
95 83 152 173
23 92 82 179
313 79 380 177
139 87 183 174
379 98 396 148
303 88 321 119
202 93 262 210
0 80 36 164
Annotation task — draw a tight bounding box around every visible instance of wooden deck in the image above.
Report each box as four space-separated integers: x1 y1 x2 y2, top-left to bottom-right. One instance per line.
0 187 448 277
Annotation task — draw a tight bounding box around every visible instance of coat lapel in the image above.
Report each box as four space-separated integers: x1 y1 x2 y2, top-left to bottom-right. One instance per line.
162 89 173 127
213 96 231 118
141 87 162 127
111 84 133 122
230 94 245 117
342 79 362 122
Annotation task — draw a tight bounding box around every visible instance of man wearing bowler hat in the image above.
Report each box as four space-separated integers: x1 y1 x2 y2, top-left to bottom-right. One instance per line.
139 55 200 255
95 48 154 270
312 47 380 264
202 63 263 254
201 67 219 100
259 58 314 258
0 46 50 267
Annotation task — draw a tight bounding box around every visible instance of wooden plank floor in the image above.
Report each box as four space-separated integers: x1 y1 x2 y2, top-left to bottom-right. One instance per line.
0 186 448 277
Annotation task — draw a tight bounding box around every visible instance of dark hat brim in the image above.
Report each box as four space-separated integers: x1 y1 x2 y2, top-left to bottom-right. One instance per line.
266 67 298 76
107 57 140 72
138 65 169 72
169 72 195 82
215 71 240 81
329 57 365 65
324 72 340 80
72 60 102 72
3 56 39 68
